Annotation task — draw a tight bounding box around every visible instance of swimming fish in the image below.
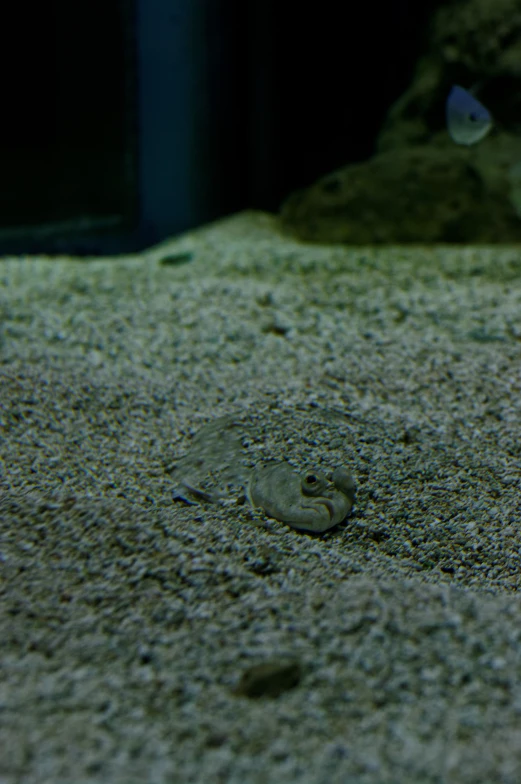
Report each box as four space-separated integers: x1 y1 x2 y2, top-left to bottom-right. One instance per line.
446 85 493 146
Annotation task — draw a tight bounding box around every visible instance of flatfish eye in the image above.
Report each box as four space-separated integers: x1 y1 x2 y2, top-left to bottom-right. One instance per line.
301 471 328 496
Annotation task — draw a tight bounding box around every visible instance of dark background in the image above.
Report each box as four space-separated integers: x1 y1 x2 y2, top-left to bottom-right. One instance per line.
0 0 441 254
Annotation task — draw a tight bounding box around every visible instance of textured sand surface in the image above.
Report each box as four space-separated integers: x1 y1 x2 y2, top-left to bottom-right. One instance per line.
2 211 521 783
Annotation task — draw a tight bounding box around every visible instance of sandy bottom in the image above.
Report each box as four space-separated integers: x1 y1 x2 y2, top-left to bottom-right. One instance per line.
2 211 521 783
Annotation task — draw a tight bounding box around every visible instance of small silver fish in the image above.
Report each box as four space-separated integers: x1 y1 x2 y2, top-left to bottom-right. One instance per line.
446 85 492 146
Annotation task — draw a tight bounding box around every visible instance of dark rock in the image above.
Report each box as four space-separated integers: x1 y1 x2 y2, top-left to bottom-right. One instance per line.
234 659 302 699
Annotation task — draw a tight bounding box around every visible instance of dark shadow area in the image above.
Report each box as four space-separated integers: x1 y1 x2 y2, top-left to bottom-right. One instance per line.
0 0 137 253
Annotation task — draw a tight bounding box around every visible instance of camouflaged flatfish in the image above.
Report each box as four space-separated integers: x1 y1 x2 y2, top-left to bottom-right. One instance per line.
248 462 355 533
